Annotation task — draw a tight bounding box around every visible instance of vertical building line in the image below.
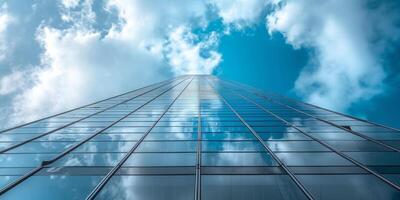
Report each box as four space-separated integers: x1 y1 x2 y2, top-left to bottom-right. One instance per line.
195 76 202 200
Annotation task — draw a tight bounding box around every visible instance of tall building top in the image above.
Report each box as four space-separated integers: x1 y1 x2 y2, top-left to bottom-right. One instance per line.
0 75 399 199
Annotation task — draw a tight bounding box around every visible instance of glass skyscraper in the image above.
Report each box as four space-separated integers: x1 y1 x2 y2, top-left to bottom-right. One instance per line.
0 75 400 200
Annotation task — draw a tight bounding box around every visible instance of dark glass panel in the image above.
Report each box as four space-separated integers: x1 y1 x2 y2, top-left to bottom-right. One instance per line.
96 175 195 200
298 174 400 199
202 175 307 200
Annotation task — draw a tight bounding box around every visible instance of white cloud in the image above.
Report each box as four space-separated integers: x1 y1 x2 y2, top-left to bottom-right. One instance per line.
5 25 166 125
0 70 30 95
164 26 222 75
61 0 80 9
0 3 14 61
0 0 226 127
267 0 400 111
210 0 268 30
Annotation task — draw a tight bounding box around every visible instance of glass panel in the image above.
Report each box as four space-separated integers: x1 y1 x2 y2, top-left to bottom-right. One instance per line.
74 141 137 153
260 133 311 141
96 175 195 200
37 134 89 141
8 142 75 153
265 141 329 152
92 134 143 141
325 141 391 152
1 175 102 199
358 132 400 140
306 132 363 140
202 133 256 140
0 154 56 167
124 153 196 166
298 175 400 199
145 133 197 140
52 153 124 166
0 134 35 141
276 153 353 166
345 152 400 166
202 175 307 200
202 152 278 166
137 141 196 152
202 141 265 152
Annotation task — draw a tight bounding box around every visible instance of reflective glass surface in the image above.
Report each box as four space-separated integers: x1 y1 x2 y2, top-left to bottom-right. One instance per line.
1 75 400 199
202 175 308 200
96 175 195 200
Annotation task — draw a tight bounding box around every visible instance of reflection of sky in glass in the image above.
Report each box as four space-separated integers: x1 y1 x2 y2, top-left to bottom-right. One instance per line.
2 76 400 199
0 175 102 199
97 175 195 200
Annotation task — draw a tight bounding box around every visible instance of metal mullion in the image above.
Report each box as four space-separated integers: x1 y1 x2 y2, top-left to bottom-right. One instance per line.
0 76 186 134
225 83 400 191
0 76 191 196
195 78 202 200
206 79 315 200
0 77 185 154
85 76 194 200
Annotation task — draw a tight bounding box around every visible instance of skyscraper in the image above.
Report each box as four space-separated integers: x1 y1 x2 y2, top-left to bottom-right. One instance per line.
0 75 399 199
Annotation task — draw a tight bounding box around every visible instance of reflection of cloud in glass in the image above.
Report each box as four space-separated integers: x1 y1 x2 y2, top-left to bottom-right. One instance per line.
98 176 194 199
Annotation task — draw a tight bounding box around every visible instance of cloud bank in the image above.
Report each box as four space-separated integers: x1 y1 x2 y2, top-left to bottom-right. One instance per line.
267 0 400 111
0 0 264 128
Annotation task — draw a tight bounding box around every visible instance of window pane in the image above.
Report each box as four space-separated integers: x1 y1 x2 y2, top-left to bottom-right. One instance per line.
1 175 102 199
325 141 391 152
96 175 195 200
52 153 124 166
124 153 196 166
276 153 353 166
92 134 143 141
202 152 278 166
202 133 256 140
202 175 307 200
8 142 75 153
298 175 400 200
345 152 400 166
202 141 265 152
145 133 197 140
306 132 362 140
265 141 329 152
0 154 56 167
260 133 311 141
137 141 196 152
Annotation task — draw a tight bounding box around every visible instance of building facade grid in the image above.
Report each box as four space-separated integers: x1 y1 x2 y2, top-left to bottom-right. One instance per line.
0 75 399 199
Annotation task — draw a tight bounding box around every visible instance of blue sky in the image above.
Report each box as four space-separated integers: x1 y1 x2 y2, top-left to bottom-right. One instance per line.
0 0 399 129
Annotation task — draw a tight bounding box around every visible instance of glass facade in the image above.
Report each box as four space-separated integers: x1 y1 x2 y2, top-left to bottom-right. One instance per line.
0 75 400 200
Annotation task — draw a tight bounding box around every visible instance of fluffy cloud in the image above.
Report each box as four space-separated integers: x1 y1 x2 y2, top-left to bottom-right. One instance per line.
0 70 30 95
0 0 223 127
0 3 14 61
267 0 400 111
210 0 268 30
164 26 221 75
